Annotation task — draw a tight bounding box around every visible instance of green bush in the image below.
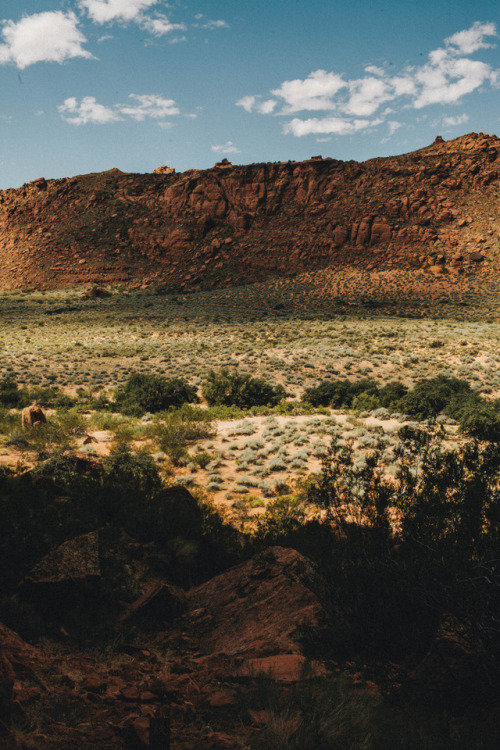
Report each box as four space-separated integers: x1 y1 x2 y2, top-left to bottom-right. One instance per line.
202 368 286 408
351 392 381 412
149 410 216 464
302 379 353 407
0 378 72 409
401 376 472 420
302 378 379 409
301 429 500 684
255 495 306 540
192 451 214 469
0 376 21 406
378 381 408 409
115 373 197 416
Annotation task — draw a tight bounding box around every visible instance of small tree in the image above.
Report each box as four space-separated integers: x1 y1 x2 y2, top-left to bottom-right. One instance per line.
202 369 285 408
115 373 197 416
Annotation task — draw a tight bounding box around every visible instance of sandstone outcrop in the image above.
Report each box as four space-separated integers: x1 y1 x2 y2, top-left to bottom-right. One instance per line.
21 404 47 429
0 132 499 291
152 165 175 175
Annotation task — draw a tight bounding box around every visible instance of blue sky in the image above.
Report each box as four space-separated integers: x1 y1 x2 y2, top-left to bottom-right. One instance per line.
0 0 499 189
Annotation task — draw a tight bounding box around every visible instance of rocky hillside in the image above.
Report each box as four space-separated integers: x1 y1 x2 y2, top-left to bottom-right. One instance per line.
0 132 499 290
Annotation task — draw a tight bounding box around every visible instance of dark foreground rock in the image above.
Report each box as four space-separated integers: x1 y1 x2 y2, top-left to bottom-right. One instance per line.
184 546 327 657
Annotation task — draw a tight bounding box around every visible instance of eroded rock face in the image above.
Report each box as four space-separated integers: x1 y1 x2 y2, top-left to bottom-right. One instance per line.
184 546 327 658
0 132 498 291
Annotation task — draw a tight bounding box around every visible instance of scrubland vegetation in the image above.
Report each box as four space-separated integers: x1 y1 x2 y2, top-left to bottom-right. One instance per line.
1 284 499 748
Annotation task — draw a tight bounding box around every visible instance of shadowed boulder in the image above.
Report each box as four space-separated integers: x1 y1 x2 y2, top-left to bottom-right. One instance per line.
184 546 328 658
19 532 101 621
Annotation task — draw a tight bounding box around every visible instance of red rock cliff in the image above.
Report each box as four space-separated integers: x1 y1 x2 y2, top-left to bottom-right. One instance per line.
0 132 498 290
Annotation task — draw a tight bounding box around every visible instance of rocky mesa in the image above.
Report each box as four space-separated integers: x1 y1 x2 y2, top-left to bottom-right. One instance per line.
0 132 499 291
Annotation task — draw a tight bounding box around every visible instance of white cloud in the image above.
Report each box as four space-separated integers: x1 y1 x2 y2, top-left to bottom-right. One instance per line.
412 57 495 108
284 117 382 137
118 94 180 120
212 141 241 154
345 77 393 116
236 95 257 112
80 0 188 39
271 69 347 113
0 11 92 69
58 96 119 125
441 113 470 127
78 0 158 24
237 22 498 137
445 21 496 54
236 95 277 114
140 15 186 36
59 93 181 124
258 99 277 114
364 65 386 76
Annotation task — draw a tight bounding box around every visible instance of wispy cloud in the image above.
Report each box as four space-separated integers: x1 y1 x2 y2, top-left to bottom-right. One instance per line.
194 14 229 30
0 11 92 69
212 141 240 154
119 94 180 120
440 113 470 127
388 120 403 134
284 117 383 137
58 93 181 125
237 22 499 137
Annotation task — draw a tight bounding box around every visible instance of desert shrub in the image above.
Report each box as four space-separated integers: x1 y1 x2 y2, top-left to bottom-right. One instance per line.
255 495 307 541
302 379 353 407
444 392 500 441
378 381 408 409
401 376 472 420
192 451 214 469
302 429 500 685
0 376 22 406
28 386 60 407
202 368 286 408
351 391 381 412
238 670 496 750
54 393 77 409
1 382 63 409
115 373 197 416
456 400 500 441
302 378 379 409
148 411 216 465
